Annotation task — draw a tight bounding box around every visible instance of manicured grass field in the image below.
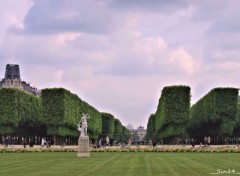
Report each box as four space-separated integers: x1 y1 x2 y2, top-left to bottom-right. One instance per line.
0 152 240 176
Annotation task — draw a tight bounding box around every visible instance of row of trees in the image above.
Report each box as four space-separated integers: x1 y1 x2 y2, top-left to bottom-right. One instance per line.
101 113 130 142
0 88 130 145
146 86 240 144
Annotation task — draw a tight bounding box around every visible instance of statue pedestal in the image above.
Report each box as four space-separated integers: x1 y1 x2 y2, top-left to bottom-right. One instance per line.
77 136 90 158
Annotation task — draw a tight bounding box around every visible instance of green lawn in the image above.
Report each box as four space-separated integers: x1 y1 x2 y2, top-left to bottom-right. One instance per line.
0 152 240 176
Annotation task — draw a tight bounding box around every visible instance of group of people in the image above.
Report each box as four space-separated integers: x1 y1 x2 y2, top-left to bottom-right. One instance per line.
118 138 132 148
146 136 212 148
93 136 114 148
1 136 36 148
2 136 12 147
190 136 211 148
203 136 211 147
41 138 51 147
148 139 157 148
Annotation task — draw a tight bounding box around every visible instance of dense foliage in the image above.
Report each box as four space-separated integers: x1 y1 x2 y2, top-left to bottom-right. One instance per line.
146 114 156 140
0 88 42 136
3 84 239 146
122 126 131 142
154 86 191 139
187 88 238 137
114 119 123 141
0 87 127 145
233 98 240 136
41 88 102 140
101 112 115 137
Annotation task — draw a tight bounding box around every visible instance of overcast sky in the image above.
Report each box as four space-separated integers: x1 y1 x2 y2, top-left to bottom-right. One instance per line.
1 0 240 128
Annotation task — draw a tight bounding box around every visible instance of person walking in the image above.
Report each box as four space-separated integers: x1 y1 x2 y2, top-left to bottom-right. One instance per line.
41 138 45 147
190 138 195 147
152 140 157 148
23 139 27 148
207 136 211 147
204 136 208 147
149 139 152 147
110 137 113 146
106 136 109 146
128 138 132 147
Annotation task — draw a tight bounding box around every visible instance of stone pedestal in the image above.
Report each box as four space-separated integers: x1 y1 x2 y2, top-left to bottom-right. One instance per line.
77 136 90 158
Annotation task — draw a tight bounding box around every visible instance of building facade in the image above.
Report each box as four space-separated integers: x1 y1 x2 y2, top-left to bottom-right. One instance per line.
0 64 40 96
130 126 147 143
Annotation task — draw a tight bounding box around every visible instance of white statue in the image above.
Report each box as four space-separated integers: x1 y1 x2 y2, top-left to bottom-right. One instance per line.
77 113 90 137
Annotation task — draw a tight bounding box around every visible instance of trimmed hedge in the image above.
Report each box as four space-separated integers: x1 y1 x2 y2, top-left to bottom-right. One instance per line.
188 88 238 137
90 147 240 153
0 88 42 136
41 88 102 140
1 146 240 153
0 87 127 144
154 85 191 139
122 126 131 142
146 114 156 140
101 112 115 137
0 148 77 153
233 98 240 136
114 119 123 141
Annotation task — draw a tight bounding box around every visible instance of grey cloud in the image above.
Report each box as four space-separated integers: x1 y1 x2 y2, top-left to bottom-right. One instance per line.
9 0 121 35
183 0 240 65
0 52 8 61
68 34 111 52
208 17 240 34
99 60 179 76
107 0 189 12
97 52 185 76
189 0 240 36
191 0 240 20
65 33 185 76
192 0 240 36
202 20 240 63
8 0 192 36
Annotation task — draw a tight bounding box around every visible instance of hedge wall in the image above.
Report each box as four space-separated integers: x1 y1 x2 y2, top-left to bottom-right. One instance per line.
146 114 156 140
41 88 102 140
187 88 238 137
101 112 115 137
0 88 42 136
113 119 123 141
233 98 240 136
122 126 131 142
154 85 191 139
0 87 127 144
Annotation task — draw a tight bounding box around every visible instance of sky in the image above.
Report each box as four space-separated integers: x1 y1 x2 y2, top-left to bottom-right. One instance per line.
1 0 240 129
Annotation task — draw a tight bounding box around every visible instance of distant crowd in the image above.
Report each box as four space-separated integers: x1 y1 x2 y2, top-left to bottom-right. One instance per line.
1 135 240 148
